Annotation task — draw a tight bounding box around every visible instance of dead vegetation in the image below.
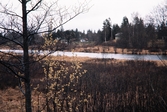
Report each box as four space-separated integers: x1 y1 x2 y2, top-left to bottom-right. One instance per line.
66 44 167 55
0 57 167 111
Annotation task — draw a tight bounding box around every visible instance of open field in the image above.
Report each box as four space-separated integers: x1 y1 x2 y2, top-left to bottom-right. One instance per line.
0 56 167 111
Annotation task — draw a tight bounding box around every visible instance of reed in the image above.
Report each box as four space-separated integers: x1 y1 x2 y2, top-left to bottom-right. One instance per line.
0 58 167 111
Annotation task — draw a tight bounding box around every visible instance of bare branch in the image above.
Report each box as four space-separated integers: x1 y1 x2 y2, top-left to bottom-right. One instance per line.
27 0 43 14
0 3 22 18
149 3 167 26
0 51 23 65
18 0 22 3
0 29 23 47
0 60 26 80
19 78 26 95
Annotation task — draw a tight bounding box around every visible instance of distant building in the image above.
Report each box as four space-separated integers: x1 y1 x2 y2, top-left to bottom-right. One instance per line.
115 32 122 40
60 39 68 44
80 38 88 43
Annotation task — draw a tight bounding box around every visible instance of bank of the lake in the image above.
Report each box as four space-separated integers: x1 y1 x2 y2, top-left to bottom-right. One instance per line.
1 49 167 61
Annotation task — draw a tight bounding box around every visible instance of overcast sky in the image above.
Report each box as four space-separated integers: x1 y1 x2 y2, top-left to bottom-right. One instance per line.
0 0 166 32
62 0 165 32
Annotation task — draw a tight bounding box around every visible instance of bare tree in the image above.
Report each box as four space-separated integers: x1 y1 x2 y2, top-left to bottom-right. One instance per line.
0 0 89 111
149 2 167 27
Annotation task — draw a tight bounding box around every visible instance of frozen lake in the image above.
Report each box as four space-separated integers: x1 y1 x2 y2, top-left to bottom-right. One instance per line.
53 51 167 61
0 49 167 61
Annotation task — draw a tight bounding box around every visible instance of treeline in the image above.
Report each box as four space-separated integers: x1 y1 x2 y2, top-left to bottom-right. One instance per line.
46 3 167 50
1 15 166 51
1 3 167 51
45 14 167 51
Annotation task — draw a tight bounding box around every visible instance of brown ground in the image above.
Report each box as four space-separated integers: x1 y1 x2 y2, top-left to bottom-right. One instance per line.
0 87 46 112
0 87 24 112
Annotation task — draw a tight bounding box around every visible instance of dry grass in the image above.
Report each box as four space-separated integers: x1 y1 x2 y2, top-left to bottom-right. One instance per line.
0 87 47 112
0 87 24 112
50 55 167 67
0 56 167 111
71 45 167 55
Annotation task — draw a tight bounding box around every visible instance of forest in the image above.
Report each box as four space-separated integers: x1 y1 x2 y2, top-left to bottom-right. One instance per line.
45 14 167 53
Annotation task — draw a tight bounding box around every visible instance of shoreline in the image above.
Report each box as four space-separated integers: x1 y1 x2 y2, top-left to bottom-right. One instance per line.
68 45 167 55
49 56 167 67
1 45 167 55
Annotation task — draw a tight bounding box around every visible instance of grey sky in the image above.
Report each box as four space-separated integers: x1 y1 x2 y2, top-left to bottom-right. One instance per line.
62 0 165 32
0 0 166 32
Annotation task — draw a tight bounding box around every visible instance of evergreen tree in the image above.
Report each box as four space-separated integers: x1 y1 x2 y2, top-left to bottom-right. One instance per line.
112 24 121 39
102 18 112 42
119 16 130 48
131 16 146 49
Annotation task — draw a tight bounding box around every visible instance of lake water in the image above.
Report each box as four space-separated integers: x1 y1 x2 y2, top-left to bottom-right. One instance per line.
53 51 167 61
1 49 167 61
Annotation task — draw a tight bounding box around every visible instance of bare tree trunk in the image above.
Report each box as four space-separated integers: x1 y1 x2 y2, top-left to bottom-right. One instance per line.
22 0 32 112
